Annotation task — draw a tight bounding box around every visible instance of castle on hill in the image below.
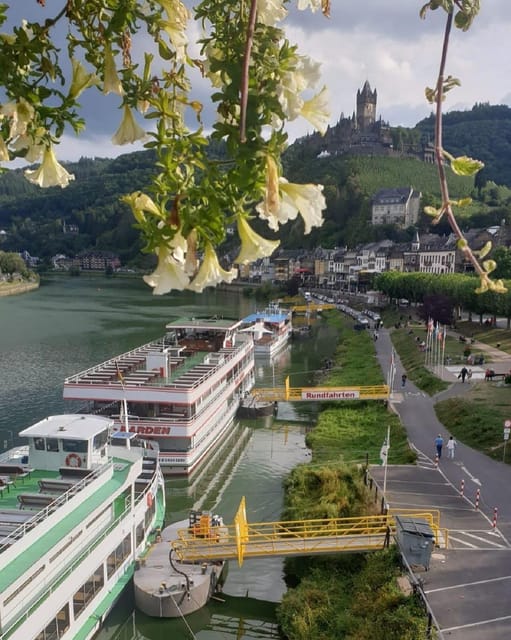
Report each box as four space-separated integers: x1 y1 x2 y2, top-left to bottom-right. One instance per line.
301 81 432 161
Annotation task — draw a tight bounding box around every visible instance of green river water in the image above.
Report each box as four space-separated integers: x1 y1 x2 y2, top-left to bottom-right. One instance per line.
0 275 338 640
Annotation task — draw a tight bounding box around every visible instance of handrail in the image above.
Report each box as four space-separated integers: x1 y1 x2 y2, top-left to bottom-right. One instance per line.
171 510 443 564
0 468 159 639
0 461 113 553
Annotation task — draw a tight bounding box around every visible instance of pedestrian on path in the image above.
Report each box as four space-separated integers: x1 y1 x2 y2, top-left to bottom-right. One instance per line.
435 434 444 459
401 373 407 388
446 436 457 459
458 366 468 382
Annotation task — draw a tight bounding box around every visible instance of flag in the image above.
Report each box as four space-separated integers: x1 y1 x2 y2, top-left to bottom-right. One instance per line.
380 438 389 465
115 361 125 385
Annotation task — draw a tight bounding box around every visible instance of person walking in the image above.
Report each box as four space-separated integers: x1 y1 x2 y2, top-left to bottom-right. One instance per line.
459 366 468 382
446 436 457 459
401 373 407 388
435 434 444 459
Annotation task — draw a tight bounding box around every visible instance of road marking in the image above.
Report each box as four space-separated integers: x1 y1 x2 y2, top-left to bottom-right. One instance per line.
448 531 508 549
442 614 511 632
460 465 481 485
425 573 511 594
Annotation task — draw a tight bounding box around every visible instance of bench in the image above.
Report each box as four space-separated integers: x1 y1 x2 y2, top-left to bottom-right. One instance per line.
0 510 35 525
484 371 508 381
0 464 31 481
38 479 75 494
59 467 92 479
0 477 14 493
18 494 56 510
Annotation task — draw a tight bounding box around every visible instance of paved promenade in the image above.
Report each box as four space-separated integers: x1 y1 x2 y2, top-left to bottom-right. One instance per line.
371 327 511 639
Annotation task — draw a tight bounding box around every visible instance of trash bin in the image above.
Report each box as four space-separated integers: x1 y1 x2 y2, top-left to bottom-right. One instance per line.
394 516 435 570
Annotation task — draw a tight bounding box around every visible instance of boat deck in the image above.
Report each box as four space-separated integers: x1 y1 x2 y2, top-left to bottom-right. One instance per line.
64 336 246 392
0 460 132 593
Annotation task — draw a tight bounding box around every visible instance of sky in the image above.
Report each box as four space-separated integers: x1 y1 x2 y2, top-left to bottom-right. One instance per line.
5 0 511 163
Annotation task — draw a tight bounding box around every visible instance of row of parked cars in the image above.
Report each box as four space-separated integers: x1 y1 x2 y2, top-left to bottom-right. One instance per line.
303 290 381 330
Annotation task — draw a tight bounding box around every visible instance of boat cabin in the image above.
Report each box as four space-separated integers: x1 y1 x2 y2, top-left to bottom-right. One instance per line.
19 414 112 472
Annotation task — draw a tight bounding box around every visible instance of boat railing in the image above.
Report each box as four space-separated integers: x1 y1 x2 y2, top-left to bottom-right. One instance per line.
65 338 252 388
0 460 113 552
63 338 167 383
0 470 159 639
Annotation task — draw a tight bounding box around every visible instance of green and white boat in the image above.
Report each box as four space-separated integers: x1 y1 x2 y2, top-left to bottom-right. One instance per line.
0 414 165 640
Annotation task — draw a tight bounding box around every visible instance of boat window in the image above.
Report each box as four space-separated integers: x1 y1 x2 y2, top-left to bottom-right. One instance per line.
46 438 59 452
62 439 88 453
34 437 45 451
93 430 108 449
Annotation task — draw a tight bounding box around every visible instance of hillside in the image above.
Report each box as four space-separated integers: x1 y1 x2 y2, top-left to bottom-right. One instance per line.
415 103 511 187
0 103 510 260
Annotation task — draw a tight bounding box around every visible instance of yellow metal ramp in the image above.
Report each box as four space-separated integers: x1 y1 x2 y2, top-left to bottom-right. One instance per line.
171 498 444 566
252 377 389 403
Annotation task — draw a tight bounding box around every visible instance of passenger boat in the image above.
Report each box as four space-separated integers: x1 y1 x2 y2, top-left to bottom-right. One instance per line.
63 317 255 475
134 511 227 618
0 413 165 640
240 302 292 358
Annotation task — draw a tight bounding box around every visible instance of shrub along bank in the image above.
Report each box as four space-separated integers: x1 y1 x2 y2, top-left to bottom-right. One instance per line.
275 311 428 639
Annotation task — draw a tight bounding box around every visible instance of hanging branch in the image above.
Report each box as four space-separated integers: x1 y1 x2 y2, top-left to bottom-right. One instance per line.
240 0 258 143
422 0 505 293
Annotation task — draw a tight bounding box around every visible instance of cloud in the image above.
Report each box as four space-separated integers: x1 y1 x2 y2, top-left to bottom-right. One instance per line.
4 1 511 163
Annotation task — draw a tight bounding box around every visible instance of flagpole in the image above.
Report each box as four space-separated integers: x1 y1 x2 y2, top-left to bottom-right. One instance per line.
116 361 129 431
383 425 390 496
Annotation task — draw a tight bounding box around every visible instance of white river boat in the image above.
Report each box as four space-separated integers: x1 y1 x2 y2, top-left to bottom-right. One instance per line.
0 413 165 640
240 302 292 358
63 317 255 475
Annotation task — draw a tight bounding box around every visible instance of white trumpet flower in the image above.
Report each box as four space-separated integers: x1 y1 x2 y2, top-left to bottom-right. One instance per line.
235 216 280 265
143 244 190 295
279 179 325 234
122 191 164 224
299 85 330 135
189 244 237 292
10 127 46 163
0 98 35 139
112 105 146 145
24 146 75 188
103 43 124 96
69 58 98 100
256 0 287 25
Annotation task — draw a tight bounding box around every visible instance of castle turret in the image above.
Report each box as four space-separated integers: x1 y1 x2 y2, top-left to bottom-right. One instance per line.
356 81 377 132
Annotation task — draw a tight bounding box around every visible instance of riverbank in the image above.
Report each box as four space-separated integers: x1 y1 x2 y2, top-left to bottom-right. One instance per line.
0 281 39 297
276 310 428 639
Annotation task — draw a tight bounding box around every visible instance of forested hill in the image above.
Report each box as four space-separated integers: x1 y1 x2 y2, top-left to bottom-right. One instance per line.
0 103 510 261
0 151 158 264
414 103 511 187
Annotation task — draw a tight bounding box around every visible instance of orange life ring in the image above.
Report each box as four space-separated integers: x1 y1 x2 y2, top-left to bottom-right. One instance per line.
147 492 153 508
65 453 82 467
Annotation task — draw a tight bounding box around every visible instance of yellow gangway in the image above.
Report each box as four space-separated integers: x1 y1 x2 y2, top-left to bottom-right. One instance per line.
252 377 389 403
171 498 444 566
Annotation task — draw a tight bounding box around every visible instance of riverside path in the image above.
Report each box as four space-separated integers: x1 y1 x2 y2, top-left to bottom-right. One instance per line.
371 324 511 639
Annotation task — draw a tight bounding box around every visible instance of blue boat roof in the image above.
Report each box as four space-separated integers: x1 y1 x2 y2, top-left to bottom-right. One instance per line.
242 312 288 323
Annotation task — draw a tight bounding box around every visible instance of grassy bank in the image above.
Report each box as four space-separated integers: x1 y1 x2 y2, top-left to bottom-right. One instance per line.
0 280 39 297
276 312 427 639
435 383 511 463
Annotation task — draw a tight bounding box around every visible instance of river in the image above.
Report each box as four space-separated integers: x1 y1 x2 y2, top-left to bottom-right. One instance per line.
0 275 338 640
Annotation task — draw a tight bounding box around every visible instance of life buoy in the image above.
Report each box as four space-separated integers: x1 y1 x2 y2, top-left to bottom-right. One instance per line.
147 492 153 508
65 453 82 467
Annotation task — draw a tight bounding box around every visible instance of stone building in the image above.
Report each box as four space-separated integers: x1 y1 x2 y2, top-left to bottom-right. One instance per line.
371 187 422 228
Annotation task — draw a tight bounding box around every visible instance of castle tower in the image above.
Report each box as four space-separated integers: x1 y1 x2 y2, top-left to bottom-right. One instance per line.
356 81 377 131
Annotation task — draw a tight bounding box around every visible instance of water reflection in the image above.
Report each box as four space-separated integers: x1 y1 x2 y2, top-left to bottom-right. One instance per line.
98 592 280 640
1 276 338 639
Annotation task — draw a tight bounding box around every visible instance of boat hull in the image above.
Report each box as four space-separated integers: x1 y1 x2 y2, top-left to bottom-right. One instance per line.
134 521 225 618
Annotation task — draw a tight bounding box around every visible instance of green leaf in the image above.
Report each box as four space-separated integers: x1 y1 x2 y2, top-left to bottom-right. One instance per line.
450 155 484 176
